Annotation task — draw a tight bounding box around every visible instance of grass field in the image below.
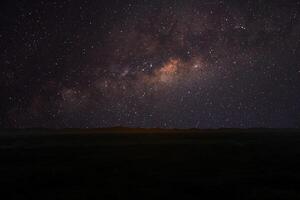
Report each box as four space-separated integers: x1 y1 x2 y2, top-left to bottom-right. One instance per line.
1 129 300 199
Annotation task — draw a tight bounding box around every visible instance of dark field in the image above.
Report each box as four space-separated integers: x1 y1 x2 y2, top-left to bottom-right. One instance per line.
1 129 300 199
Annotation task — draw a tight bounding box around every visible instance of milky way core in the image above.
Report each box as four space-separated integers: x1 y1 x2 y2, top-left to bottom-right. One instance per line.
1 0 300 128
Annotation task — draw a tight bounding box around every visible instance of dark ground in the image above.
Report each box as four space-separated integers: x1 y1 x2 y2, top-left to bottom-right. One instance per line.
1 128 300 199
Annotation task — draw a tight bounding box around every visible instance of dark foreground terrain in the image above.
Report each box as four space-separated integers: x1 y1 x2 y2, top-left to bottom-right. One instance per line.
1 128 300 199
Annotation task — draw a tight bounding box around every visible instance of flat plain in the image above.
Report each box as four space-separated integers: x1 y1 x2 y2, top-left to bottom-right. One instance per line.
1 128 300 199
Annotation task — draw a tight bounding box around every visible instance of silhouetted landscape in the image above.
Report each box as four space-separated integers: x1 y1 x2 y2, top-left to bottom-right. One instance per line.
1 128 300 199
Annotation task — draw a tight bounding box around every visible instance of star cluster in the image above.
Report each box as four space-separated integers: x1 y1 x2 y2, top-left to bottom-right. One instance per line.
1 0 300 128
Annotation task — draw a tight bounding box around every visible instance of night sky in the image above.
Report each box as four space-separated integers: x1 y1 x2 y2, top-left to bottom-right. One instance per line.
1 0 300 128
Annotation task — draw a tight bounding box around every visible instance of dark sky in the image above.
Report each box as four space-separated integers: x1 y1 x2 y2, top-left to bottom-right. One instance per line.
1 0 300 128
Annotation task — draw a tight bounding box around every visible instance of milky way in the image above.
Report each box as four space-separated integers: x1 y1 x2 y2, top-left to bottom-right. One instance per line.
1 0 300 128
